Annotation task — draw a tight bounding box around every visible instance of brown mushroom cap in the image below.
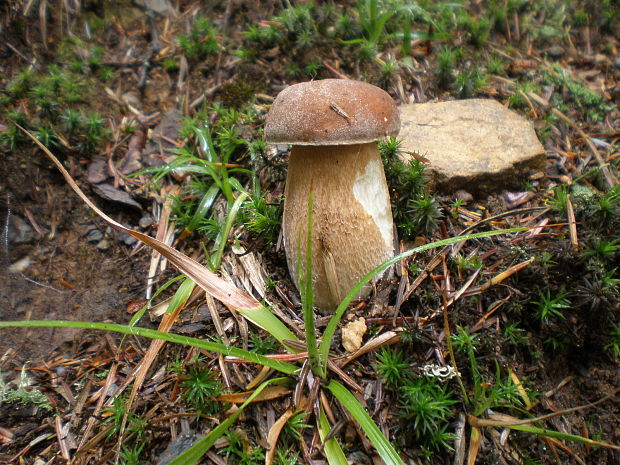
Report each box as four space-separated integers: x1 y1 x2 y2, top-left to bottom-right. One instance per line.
265 79 400 145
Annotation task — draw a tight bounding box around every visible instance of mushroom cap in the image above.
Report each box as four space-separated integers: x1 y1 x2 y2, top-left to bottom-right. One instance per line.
265 79 400 145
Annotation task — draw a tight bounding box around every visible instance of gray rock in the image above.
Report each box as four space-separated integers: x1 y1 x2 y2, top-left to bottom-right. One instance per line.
87 157 109 184
6 215 35 245
92 183 143 210
143 108 182 167
156 432 205 465
346 451 371 465
141 0 172 14
399 99 546 194
546 45 565 58
96 239 110 250
115 230 138 247
85 227 104 243
139 215 154 228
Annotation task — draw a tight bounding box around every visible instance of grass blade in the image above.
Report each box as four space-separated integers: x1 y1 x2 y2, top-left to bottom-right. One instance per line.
236 305 299 348
195 124 217 163
210 192 248 270
317 404 348 465
165 277 196 314
326 380 405 465
0 320 298 374
504 425 620 450
187 184 220 233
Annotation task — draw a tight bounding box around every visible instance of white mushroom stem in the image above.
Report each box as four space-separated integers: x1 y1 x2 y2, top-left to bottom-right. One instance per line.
283 142 395 311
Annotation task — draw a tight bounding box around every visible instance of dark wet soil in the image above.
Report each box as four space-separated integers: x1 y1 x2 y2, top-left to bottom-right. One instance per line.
0 152 149 361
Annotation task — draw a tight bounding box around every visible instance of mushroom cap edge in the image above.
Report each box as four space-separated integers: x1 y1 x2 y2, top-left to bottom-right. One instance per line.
265 79 400 146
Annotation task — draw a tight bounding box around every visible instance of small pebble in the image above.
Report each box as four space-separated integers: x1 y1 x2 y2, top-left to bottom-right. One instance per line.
96 239 110 250
546 45 565 58
115 229 138 246
86 227 104 243
121 91 140 107
105 384 119 397
7 215 35 245
454 189 473 203
139 215 155 228
347 451 371 465
8 257 31 273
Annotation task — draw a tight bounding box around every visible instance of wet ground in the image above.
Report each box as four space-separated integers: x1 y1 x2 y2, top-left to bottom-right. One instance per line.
0 153 149 362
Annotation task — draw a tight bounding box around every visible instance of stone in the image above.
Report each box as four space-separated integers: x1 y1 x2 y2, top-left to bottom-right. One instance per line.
8 257 31 273
141 0 172 14
399 99 546 195
6 215 35 245
92 183 143 210
96 239 110 250
87 156 109 184
143 108 182 167
85 227 104 243
341 317 367 353
115 230 138 247
545 45 566 58
139 215 154 228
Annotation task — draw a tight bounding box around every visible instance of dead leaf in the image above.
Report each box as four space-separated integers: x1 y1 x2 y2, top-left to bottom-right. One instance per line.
467 426 482 465
265 409 295 465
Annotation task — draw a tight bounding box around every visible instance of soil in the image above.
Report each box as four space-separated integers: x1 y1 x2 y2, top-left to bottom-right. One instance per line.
0 1 618 465
0 152 150 361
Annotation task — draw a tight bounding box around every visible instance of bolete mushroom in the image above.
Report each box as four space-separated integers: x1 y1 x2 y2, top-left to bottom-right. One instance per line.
265 79 399 311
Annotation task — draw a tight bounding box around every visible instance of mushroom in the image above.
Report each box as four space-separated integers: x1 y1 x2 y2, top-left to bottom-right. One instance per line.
265 79 400 311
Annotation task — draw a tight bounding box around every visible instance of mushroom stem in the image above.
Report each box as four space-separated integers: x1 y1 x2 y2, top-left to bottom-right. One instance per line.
284 142 394 311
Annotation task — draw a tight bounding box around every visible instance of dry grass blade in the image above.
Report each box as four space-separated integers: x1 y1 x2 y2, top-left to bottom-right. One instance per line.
468 387 620 430
337 330 401 368
508 368 532 410
467 389 620 453
265 408 295 465
466 426 482 465
146 188 178 300
565 195 578 250
18 125 262 313
453 412 467 465
119 283 201 448
54 417 70 462
76 363 118 454
215 386 292 404
471 257 535 294
245 365 272 390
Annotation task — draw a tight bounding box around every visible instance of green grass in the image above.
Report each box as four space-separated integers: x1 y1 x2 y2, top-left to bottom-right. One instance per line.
532 289 570 323
240 181 282 245
394 376 457 458
178 17 220 60
0 59 109 155
378 138 439 238
375 347 411 389
605 323 620 360
179 357 223 415
222 430 265 465
544 64 607 122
